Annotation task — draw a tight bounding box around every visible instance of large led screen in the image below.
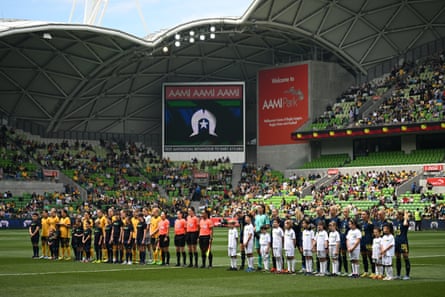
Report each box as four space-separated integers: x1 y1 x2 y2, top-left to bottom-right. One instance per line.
163 83 245 161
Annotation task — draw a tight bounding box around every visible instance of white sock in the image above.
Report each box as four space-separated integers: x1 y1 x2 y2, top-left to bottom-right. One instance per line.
306 259 312 272
386 266 393 278
286 259 290 270
264 256 269 270
332 261 337 274
291 259 295 272
322 261 327 274
248 257 254 269
379 265 384 275
355 263 360 275
276 257 282 271
351 263 356 274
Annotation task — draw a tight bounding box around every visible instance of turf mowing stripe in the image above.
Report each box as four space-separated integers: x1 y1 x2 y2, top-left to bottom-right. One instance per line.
3 255 444 277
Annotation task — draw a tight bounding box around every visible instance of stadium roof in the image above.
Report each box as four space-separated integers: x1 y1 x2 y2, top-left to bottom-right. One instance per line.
1 0 445 142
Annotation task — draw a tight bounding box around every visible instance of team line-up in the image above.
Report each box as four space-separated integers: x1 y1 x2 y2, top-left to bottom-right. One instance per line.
28 204 411 280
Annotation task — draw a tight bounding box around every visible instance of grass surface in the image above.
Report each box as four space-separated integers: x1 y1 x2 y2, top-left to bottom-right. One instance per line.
0 229 445 297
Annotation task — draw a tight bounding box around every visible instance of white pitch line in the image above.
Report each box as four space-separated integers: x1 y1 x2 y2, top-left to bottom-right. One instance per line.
411 254 445 258
0 265 184 277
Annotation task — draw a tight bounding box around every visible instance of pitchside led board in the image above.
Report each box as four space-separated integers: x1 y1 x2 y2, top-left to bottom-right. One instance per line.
258 63 309 146
162 82 245 162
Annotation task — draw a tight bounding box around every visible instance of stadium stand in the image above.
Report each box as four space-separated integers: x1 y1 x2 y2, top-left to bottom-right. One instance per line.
307 75 393 131
299 148 445 169
347 149 445 167
357 56 444 127
303 54 444 133
299 154 350 169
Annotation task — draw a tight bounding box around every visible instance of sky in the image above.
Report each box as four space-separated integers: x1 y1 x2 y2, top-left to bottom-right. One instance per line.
0 0 253 37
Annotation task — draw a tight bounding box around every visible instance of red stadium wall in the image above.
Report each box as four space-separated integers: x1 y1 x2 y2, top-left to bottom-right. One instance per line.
256 61 355 171
257 63 309 146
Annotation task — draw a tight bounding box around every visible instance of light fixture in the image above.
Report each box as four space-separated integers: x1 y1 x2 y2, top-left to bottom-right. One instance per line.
162 46 169 53
42 32 52 40
173 26 217 48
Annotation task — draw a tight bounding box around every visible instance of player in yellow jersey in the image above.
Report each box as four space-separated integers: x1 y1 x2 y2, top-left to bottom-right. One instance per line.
47 208 59 232
131 209 140 263
97 209 108 262
47 208 59 257
58 209 71 260
149 208 161 264
40 210 50 259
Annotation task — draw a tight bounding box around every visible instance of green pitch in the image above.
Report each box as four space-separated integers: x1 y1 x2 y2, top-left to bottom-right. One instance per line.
0 229 444 297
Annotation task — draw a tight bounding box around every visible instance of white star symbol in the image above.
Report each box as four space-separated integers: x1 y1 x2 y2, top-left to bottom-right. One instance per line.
199 120 208 129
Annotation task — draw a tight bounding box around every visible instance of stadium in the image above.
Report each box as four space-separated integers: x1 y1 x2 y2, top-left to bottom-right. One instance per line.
0 1 445 297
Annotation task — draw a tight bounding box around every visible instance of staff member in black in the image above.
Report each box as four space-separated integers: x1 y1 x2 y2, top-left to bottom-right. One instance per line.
29 212 41 259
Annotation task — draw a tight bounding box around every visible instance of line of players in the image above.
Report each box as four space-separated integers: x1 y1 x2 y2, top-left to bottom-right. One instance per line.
226 205 411 280
28 204 411 280
28 206 215 268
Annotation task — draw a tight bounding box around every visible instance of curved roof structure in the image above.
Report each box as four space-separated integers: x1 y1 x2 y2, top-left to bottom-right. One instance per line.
1 0 444 146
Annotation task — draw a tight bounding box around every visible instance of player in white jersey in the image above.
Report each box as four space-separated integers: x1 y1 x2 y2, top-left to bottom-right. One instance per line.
346 219 362 278
371 227 383 279
328 221 341 276
243 215 255 272
284 220 296 274
300 219 314 275
259 225 271 271
271 219 284 273
381 224 395 280
315 221 329 276
227 220 239 270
